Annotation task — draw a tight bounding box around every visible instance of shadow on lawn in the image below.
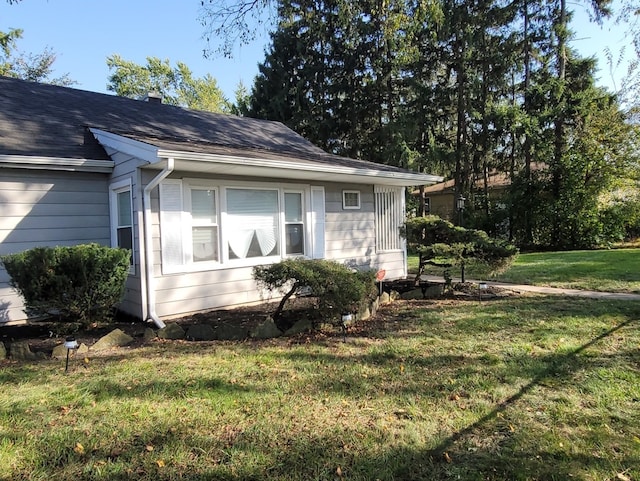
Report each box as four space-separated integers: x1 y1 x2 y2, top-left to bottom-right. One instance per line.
6 300 639 480
421 316 639 473
261 313 638 479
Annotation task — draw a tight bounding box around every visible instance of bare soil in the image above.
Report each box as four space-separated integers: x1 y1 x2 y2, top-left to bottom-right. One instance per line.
1 283 510 357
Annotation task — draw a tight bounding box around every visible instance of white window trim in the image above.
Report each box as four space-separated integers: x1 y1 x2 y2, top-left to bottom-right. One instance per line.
283 189 306 257
160 179 323 274
185 184 220 269
109 178 135 274
342 190 361 210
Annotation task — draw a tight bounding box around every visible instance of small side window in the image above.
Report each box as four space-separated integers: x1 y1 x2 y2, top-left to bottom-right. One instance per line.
110 179 134 272
342 190 361 210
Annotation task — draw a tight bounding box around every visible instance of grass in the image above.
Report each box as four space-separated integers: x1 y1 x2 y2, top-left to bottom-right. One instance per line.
2 296 640 480
410 248 640 293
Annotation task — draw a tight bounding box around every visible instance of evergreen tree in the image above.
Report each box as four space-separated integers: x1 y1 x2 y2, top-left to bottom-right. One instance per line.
0 28 74 86
244 0 635 249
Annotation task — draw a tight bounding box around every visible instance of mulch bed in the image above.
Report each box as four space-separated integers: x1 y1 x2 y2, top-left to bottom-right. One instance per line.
1 283 513 357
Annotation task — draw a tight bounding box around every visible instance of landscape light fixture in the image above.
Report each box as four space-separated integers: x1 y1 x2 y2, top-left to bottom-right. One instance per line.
341 313 353 342
64 337 78 373
478 282 489 301
456 195 466 227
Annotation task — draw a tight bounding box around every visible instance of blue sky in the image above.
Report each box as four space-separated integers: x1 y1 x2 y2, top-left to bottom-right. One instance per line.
0 0 634 100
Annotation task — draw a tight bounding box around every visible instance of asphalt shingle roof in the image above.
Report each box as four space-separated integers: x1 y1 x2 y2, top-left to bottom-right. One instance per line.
0 76 430 177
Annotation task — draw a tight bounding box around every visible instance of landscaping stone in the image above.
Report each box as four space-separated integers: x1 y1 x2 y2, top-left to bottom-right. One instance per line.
91 328 134 351
186 324 217 341
422 284 444 298
284 318 313 336
51 343 69 359
250 317 283 339
9 340 37 361
143 328 157 342
380 291 391 304
77 343 89 355
371 297 380 313
215 323 248 341
157 323 186 340
357 306 371 321
0 342 6 360
401 288 425 300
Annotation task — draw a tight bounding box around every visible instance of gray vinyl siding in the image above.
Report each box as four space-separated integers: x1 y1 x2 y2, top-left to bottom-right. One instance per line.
323 184 406 279
103 152 148 320
0 169 111 323
154 267 264 319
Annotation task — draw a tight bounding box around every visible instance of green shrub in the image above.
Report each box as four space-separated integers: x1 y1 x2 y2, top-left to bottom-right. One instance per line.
404 215 518 281
1 244 130 326
253 259 377 328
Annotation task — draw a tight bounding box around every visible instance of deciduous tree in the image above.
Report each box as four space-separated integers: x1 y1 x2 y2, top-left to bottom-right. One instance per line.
106 55 229 113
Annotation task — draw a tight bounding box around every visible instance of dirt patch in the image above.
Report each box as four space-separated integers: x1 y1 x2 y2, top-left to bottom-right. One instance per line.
0 286 513 357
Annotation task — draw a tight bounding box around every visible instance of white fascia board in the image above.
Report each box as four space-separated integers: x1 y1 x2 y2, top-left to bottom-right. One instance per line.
89 128 159 163
0 154 114 173
156 149 444 187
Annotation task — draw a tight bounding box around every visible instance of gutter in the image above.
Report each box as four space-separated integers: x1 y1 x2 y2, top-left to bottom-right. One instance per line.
156 149 444 186
141 157 175 329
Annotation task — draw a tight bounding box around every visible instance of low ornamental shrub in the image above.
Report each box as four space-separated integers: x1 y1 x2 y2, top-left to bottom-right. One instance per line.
404 215 518 281
1 243 130 326
253 259 377 327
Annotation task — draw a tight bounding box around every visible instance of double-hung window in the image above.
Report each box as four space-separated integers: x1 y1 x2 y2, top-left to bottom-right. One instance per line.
160 180 324 273
284 192 304 255
109 179 134 271
190 189 218 262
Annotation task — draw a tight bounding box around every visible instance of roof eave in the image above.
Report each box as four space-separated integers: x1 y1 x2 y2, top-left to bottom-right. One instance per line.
154 149 444 187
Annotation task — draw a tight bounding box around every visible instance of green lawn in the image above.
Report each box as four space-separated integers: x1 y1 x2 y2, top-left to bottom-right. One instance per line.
410 248 640 293
2 296 639 480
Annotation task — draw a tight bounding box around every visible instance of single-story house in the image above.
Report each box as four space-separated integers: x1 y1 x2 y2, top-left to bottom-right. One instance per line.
0 76 442 327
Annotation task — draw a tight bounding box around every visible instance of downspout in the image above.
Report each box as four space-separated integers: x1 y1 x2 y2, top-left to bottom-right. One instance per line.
142 157 175 328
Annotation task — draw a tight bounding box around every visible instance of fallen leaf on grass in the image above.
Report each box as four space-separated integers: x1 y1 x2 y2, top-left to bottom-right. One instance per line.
444 452 452 463
73 443 85 455
616 472 631 481
145 444 154 452
156 460 165 468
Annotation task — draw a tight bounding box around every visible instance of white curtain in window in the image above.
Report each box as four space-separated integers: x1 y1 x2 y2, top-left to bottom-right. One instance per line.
226 189 279 258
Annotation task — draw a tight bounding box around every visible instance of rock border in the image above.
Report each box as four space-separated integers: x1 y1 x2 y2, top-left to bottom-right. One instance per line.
2 290 402 361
